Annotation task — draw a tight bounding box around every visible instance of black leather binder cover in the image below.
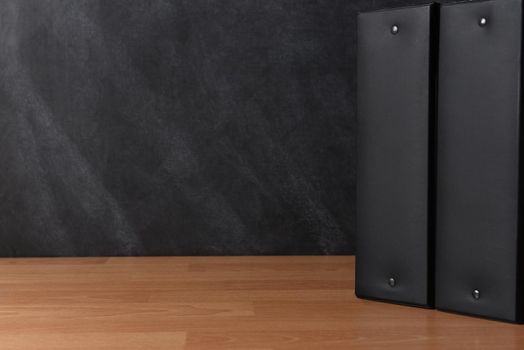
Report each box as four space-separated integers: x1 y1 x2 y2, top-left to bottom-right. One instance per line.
356 4 437 307
436 0 523 322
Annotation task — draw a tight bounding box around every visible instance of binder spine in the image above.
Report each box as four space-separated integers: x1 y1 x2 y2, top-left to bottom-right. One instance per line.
356 4 437 307
436 0 523 323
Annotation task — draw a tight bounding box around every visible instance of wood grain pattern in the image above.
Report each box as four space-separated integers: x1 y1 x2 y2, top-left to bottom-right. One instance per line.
0 256 521 349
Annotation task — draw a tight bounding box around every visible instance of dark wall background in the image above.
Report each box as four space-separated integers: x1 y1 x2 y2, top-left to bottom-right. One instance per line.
0 0 434 257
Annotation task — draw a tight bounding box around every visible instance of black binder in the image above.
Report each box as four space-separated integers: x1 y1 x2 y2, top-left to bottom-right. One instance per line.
356 4 438 307
436 0 524 323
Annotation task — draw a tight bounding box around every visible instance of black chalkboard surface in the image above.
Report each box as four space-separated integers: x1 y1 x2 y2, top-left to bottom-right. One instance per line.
0 0 359 256
0 0 445 257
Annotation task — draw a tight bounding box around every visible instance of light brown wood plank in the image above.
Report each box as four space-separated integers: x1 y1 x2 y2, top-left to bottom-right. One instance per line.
0 332 186 350
0 256 521 349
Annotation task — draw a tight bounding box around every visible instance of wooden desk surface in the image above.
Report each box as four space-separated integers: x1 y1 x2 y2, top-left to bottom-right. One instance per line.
0 255 521 349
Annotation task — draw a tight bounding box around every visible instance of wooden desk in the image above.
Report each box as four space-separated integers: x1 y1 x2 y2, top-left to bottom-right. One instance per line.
0 256 520 349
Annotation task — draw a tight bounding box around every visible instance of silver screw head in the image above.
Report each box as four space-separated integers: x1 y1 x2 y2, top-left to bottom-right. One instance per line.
391 25 399 35
472 289 480 300
388 277 396 287
479 17 487 27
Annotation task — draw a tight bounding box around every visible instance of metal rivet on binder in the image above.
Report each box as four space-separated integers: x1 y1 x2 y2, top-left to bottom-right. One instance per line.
388 277 396 287
391 25 399 34
479 17 487 27
472 289 480 300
